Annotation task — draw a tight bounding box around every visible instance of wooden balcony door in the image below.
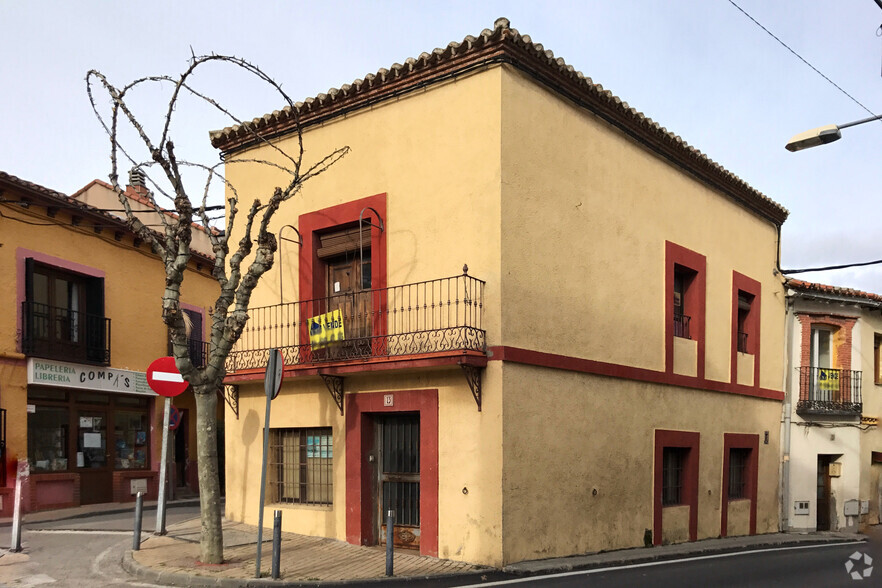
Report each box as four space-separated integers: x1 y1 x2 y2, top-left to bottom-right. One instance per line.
324 250 372 357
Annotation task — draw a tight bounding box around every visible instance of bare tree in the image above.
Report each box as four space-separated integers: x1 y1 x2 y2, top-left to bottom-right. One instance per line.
86 55 348 564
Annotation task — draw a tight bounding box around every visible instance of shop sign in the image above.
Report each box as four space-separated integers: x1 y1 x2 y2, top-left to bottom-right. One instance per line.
27 358 156 396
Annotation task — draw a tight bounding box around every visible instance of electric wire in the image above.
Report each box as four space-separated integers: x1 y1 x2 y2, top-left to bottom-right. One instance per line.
728 0 881 122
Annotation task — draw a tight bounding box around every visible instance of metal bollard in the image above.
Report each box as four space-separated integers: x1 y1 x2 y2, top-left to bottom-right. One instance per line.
271 510 282 580
385 510 395 577
133 491 144 551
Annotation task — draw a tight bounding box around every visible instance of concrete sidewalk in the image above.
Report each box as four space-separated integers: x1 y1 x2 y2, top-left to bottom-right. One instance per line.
121 514 867 587
124 516 493 586
0 496 201 527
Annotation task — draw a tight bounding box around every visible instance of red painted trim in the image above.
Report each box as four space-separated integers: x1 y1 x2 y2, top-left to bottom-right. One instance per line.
344 389 439 557
665 242 706 379
298 194 387 306
731 272 761 390
653 429 700 546
720 433 759 537
224 351 487 383
488 346 784 401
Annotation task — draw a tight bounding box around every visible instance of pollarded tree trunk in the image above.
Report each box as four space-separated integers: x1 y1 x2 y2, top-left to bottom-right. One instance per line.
194 386 223 563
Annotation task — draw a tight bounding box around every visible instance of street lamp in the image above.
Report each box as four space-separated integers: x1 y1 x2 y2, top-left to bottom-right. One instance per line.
785 114 882 152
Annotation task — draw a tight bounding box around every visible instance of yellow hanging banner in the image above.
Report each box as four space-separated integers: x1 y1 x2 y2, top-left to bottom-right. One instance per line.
308 310 345 349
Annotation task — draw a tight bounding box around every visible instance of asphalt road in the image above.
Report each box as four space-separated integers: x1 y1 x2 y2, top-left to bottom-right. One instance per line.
0 503 201 587
462 531 882 587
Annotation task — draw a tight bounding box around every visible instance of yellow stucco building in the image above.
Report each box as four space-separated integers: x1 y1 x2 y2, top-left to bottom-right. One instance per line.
0 171 219 512
213 19 789 566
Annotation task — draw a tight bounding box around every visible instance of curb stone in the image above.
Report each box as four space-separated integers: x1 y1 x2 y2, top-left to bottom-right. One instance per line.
122 549 501 587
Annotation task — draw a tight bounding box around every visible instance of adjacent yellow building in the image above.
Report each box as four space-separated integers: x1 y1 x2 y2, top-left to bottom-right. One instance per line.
213 18 789 566
0 170 219 511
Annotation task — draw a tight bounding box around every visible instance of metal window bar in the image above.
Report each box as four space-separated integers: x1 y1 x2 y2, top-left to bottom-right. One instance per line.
227 272 485 372
662 447 686 506
673 311 691 339
728 448 749 499
737 331 748 353
269 428 332 505
797 366 862 414
168 338 209 368
21 301 111 365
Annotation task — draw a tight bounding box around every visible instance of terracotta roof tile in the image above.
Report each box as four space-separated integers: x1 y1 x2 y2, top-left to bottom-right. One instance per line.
785 278 882 305
209 18 788 226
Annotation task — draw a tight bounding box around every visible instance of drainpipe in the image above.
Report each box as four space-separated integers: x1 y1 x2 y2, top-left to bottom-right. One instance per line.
780 292 795 532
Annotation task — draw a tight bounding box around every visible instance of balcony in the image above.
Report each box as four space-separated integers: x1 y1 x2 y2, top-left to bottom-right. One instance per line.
21 301 111 365
797 366 862 416
674 312 691 339
226 272 485 373
168 337 209 368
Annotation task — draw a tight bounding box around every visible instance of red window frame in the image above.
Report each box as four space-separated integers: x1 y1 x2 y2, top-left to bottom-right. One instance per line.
731 272 761 387
665 242 706 378
653 429 700 545
720 433 759 536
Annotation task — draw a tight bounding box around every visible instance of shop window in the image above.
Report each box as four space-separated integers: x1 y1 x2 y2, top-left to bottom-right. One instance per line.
28 406 70 472
114 410 149 469
728 448 751 499
270 427 333 505
662 447 688 505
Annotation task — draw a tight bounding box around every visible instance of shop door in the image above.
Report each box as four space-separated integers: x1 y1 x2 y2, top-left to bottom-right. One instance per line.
817 455 832 531
77 409 112 504
377 414 420 550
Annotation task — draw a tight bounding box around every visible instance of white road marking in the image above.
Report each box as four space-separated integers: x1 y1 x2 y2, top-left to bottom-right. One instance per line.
151 371 183 382
14 573 55 585
462 541 867 587
92 542 166 587
28 529 137 536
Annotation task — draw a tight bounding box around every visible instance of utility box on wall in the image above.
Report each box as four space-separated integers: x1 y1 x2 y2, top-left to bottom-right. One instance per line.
844 500 860 517
794 501 810 515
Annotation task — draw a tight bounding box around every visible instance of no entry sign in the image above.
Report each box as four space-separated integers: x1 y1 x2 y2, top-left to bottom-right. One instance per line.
146 357 189 397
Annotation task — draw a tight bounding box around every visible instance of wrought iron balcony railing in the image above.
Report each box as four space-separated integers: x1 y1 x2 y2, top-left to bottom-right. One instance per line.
797 366 862 416
168 337 209 368
21 301 111 365
226 272 485 372
673 312 691 339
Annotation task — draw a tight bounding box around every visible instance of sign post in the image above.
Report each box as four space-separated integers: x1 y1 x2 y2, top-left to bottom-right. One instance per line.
256 348 284 579
146 357 189 536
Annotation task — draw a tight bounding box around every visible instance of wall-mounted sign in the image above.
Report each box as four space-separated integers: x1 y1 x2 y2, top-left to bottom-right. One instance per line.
384 394 394 407
27 358 155 396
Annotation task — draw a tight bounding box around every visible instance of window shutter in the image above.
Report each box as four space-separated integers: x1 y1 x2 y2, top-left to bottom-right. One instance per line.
316 226 371 260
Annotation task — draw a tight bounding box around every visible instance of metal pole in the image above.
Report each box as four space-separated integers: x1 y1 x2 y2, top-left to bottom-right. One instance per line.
255 394 272 578
271 509 282 580
133 491 144 550
155 396 171 535
9 459 28 553
385 510 395 577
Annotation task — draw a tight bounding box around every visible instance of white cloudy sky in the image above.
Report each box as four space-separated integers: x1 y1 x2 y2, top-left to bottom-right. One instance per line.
2 1 881 291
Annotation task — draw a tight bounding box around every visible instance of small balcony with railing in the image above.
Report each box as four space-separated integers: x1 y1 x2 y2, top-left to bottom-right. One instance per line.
21 301 111 365
226 271 486 375
797 366 862 417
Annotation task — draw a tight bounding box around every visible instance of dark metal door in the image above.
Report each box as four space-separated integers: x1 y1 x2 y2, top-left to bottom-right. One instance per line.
378 413 420 549
817 456 831 531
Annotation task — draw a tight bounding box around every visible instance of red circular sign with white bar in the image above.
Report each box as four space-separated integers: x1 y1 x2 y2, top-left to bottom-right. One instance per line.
146 356 189 397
